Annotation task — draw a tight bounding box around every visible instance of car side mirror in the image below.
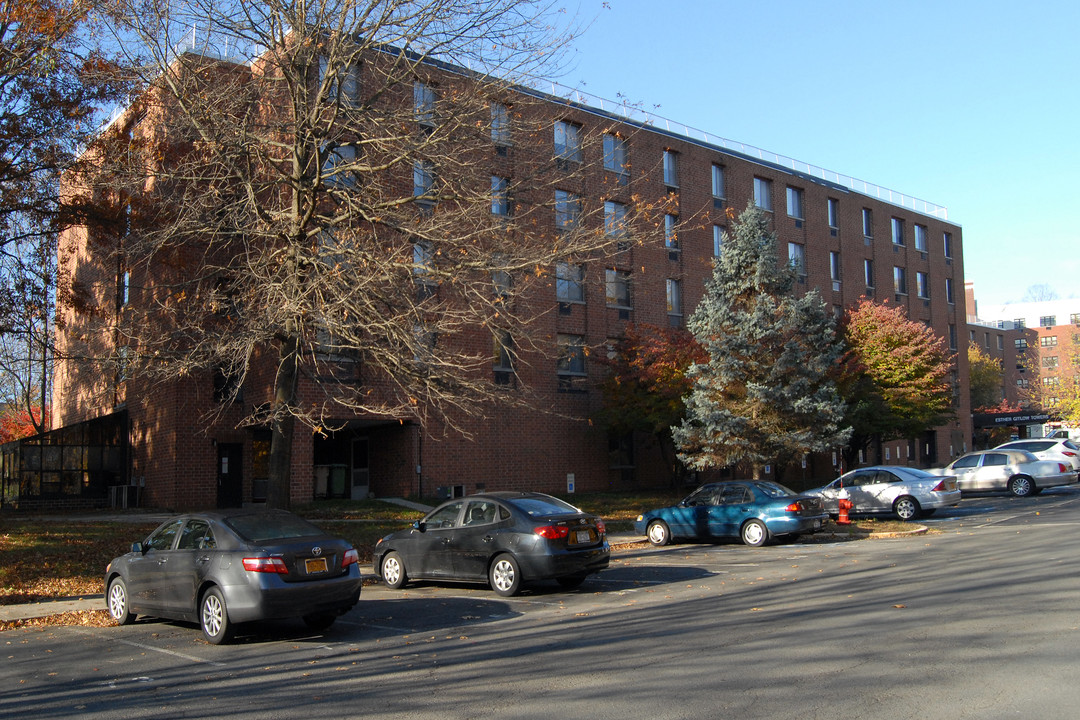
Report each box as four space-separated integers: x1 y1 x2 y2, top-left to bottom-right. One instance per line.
131 542 145 554
412 520 426 533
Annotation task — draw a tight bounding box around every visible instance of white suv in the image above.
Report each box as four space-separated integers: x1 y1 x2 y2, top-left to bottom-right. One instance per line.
995 439 1080 472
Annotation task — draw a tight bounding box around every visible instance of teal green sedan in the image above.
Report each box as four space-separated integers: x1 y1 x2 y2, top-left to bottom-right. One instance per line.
634 481 828 547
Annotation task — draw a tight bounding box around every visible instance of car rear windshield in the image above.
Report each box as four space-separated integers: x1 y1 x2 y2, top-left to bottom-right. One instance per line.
509 496 582 517
751 482 796 498
225 513 326 542
1064 440 1079 450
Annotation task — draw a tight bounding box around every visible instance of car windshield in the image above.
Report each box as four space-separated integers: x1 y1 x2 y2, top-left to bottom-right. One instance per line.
225 512 326 542
752 482 796 498
510 496 581 517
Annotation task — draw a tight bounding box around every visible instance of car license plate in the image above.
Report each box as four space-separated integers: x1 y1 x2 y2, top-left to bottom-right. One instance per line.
305 557 328 574
813 520 822 530
574 530 591 544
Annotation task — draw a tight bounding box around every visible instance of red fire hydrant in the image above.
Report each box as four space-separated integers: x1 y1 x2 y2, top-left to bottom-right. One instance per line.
837 498 854 525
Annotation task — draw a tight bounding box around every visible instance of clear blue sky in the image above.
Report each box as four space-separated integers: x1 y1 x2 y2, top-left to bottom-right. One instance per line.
561 0 1080 308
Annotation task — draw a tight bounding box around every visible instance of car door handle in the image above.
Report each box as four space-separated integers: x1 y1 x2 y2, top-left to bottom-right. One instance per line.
196 555 210 564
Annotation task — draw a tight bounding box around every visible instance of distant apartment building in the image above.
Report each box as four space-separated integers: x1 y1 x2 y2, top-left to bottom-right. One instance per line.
30 44 970 510
967 287 1080 438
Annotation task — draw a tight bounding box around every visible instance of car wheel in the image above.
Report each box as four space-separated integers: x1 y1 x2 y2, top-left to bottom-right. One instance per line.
893 496 921 521
489 553 521 597
200 587 234 645
381 551 408 590
556 574 587 589
303 612 336 631
1009 475 1034 497
740 519 769 547
107 577 135 625
646 519 671 546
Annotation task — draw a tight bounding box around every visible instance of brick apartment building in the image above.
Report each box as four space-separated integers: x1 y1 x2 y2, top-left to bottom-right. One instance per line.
33 44 971 511
967 284 1080 441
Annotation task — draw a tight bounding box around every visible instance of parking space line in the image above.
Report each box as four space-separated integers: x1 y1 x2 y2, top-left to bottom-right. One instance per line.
116 638 226 667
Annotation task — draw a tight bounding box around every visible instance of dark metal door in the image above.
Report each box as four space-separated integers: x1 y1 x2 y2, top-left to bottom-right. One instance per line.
216 443 243 508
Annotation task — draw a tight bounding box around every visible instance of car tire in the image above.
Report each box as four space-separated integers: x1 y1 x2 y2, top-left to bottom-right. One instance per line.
381 551 408 590
302 612 337 631
893 496 921 521
200 587 234 645
646 520 671 546
107 577 135 625
556 574 587 589
1008 475 1034 497
489 553 521 597
740 519 769 547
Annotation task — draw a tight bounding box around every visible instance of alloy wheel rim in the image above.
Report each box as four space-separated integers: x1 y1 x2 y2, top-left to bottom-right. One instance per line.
384 558 400 584
203 595 223 636
745 523 764 544
108 585 124 618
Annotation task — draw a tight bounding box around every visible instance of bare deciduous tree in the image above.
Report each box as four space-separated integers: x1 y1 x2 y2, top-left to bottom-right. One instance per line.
67 1 664 506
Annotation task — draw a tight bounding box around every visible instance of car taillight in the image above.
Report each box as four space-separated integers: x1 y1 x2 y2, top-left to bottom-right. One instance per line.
534 525 570 540
1062 451 1077 457
931 480 947 492
595 519 606 535
785 501 803 512
342 548 359 568
242 556 289 574
1059 463 1069 472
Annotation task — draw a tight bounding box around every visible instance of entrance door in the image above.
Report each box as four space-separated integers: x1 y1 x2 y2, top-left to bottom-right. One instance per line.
351 438 370 500
216 443 243 508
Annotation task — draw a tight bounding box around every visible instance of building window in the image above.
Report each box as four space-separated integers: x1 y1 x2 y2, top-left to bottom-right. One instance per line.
556 334 586 376
827 198 839 229
604 200 628 237
864 259 874 288
713 225 724 256
319 58 362 106
891 217 905 245
554 120 582 163
491 102 510 145
118 269 130 307
605 269 632 309
1043 376 1061 387
1015 338 1028 350
1042 356 1059 371
1040 336 1058 347
753 177 772 211
492 254 511 298
786 187 804 219
945 277 955 304
555 189 582 230
1071 313 1080 325
1014 317 1026 329
493 330 514 372
788 243 806 277
943 232 953 258
914 224 928 252
711 164 725 199
862 208 873 238
830 251 841 283
969 329 976 342
893 266 907 295
412 241 435 295
603 134 629 176
555 262 584 303
948 324 957 351
663 149 679 188
413 81 436 126
1017 377 1029 388
664 214 678 249
997 335 1004 350
413 160 436 202
916 271 929 299
984 332 990 348
491 175 509 216
666 279 682 323
1040 315 1056 327
322 143 358 187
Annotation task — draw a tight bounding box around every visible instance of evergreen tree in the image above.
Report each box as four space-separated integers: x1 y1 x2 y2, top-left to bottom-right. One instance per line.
673 203 849 475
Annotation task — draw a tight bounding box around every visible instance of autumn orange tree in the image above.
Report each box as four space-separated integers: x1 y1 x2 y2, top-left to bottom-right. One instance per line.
836 298 954 466
0 0 129 434
595 323 706 486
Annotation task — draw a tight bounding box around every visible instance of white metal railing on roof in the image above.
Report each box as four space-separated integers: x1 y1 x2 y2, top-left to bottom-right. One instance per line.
534 80 949 221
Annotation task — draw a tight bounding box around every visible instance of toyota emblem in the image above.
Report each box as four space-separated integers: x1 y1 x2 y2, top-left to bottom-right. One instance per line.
312 546 323 556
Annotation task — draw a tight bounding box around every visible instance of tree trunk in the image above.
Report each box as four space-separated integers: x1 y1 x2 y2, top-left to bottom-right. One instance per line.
266 333 299 509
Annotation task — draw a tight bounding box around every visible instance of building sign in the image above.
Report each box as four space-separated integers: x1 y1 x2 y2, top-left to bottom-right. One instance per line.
972 411 1054 428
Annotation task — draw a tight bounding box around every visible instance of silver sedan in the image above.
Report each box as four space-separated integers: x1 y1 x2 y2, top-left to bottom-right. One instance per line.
806 466 961 521
928 449 1077 497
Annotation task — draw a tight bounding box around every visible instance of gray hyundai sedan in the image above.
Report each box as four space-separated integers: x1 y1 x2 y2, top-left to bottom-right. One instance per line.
105 509 362 644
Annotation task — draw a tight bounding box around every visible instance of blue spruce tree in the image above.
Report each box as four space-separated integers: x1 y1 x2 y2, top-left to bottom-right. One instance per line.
672 203 850 477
